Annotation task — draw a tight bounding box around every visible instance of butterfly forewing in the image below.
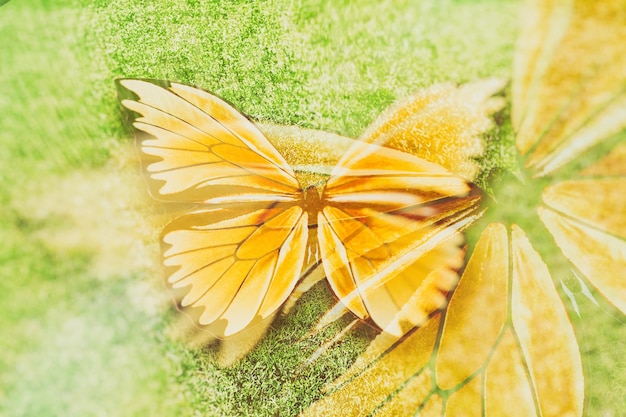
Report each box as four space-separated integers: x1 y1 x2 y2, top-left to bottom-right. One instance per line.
119 79 301 203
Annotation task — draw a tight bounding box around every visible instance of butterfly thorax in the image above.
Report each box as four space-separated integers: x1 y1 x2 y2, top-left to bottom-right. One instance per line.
295 184 323 266
301 184 324 227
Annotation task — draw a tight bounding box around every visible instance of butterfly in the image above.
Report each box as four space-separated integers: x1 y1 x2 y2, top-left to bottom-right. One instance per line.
117 79 482 339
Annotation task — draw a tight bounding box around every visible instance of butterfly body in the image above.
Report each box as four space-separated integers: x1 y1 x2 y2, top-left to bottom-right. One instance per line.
119 78 477 339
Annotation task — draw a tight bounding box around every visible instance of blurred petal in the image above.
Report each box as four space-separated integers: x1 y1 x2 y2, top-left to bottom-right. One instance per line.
513 0 626 176
301 224 583 416
512 0 570 130
539 205 626 314
554 147 626 314
580 141 626 177
542 179 626 235
510 225 584 417
436 223 509 389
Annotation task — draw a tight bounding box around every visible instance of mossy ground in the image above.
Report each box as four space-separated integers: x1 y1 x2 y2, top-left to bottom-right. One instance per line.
1 0 624 416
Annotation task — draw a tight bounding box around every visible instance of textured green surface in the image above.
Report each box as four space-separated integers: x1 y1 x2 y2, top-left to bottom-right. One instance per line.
1 0 624 416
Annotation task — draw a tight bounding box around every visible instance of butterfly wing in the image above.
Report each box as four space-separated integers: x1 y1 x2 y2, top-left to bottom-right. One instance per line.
118 79 309 337
318 139 481 336
304 0 622 414
118 79 300 203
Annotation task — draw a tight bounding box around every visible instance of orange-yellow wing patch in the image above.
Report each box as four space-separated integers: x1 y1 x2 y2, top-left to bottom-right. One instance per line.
314 76 504 336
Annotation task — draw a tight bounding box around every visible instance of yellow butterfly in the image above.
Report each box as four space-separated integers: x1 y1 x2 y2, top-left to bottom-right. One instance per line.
118 79 481 339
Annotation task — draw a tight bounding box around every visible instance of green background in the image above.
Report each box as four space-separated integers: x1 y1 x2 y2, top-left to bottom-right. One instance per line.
1 0 624 415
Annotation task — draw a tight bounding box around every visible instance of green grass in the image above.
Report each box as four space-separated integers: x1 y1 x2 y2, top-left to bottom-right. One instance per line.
1 0 624 416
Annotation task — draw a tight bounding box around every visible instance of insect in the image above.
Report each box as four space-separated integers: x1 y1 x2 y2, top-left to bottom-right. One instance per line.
118 79 481 339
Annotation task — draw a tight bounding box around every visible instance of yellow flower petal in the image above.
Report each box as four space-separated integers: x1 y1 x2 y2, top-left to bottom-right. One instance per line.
510 225 584 417
446 375 482 415
542 179 626 236
436 223 509 389
373 372 434 416
485 329 537 416
580 141 626 177
539 207 626 314
299 316 440 417
513 0 626 176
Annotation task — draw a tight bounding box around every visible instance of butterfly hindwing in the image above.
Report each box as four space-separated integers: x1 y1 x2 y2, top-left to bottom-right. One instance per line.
162 205 308 337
